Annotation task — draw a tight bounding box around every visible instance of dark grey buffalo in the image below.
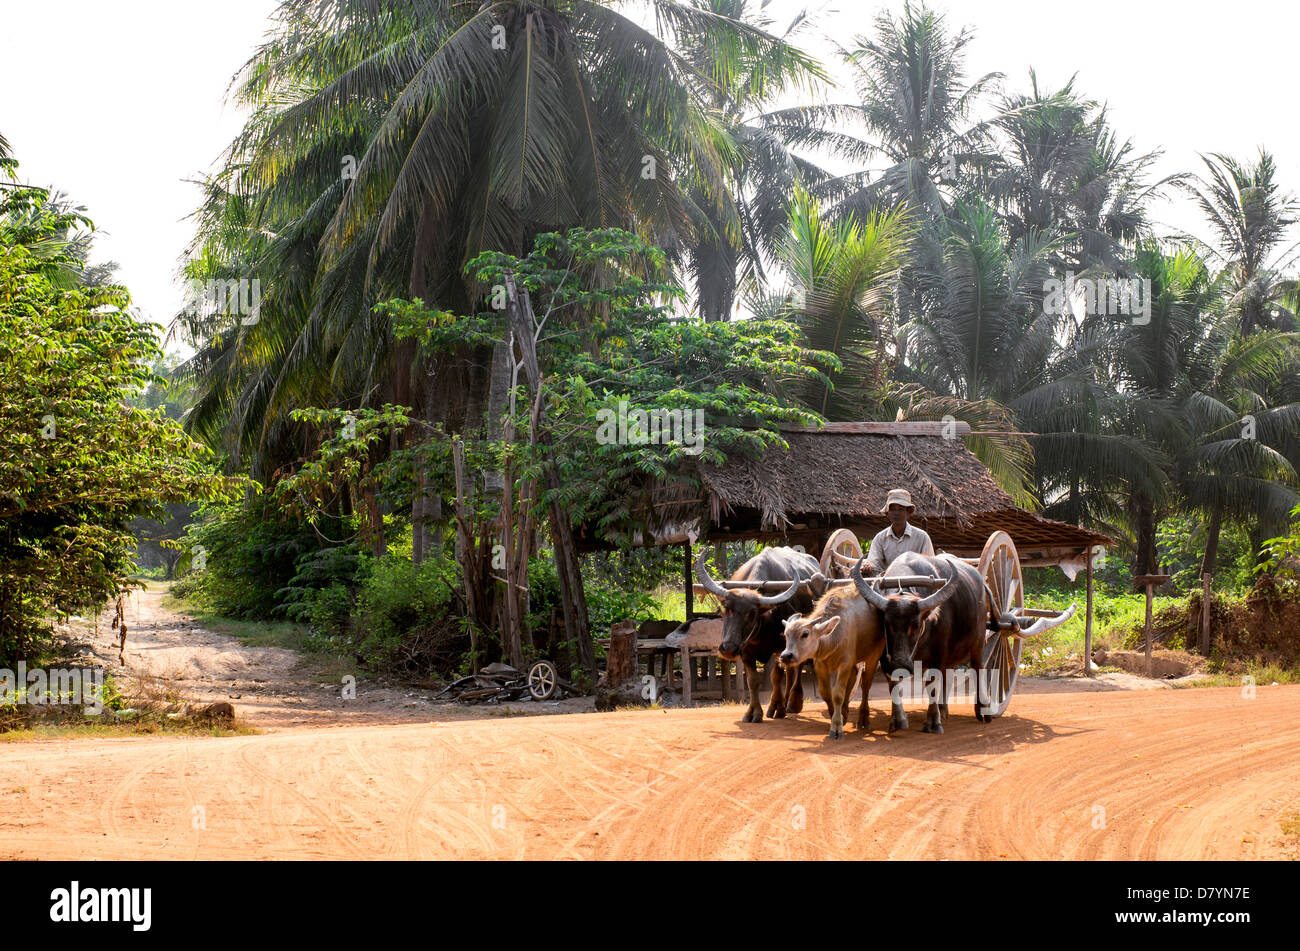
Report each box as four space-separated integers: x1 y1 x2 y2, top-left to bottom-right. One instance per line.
852 551 988 733
696 547 822 722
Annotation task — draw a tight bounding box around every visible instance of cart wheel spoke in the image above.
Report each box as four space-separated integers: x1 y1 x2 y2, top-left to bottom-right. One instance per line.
978 532 1024 718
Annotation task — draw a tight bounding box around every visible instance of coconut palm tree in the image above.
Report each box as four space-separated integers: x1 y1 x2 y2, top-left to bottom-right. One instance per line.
830 1 1003 219
761 185 913 416
1089 242 1300 577
1186 150 1299 336
677 0 834 322
751 188 1038 501
177 0 823 465
985 72 1174 276
1179 324 1300 577
1182 150 1300 564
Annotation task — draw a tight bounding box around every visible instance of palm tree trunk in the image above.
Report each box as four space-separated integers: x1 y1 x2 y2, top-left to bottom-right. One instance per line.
1133 493 1158 577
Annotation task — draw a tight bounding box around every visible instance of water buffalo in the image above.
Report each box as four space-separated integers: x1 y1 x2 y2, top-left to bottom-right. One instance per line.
852 551 987 733
779 584 885 739
696 547 821 722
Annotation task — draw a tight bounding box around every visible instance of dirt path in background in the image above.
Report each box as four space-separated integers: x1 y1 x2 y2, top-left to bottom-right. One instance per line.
4 682 1297 859
73 585 591 730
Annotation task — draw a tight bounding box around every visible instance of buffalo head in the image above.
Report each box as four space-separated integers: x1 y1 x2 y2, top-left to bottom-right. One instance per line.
778 612 841 668
852 556 956 675
696 551 799 659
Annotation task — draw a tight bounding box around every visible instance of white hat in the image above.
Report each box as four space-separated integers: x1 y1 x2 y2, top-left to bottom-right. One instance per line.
881 488 915 513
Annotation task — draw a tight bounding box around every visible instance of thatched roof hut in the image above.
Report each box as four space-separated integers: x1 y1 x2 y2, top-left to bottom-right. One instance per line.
580 421 1110 566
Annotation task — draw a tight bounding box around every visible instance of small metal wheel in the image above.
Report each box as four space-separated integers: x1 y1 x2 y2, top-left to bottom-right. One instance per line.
820 528 864 578
977 531 1024 718
527 660 559 701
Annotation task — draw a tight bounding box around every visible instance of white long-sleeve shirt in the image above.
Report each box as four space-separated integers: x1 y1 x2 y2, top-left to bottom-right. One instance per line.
866 523 935 573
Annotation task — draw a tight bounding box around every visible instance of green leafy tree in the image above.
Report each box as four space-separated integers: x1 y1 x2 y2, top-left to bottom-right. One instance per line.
0 179 238 659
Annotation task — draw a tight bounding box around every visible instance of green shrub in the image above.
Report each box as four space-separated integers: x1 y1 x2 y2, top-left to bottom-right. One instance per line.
351 554 459 668
174 499 318 619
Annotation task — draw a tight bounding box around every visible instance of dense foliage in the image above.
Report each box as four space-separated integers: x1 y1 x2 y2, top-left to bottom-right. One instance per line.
0 172 237 660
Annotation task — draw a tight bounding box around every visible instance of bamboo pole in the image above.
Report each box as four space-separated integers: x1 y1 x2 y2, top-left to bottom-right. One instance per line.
683 541 694 619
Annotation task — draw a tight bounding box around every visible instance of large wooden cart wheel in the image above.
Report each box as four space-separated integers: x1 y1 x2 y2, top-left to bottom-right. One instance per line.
820 529 863 578
977 531 1024 717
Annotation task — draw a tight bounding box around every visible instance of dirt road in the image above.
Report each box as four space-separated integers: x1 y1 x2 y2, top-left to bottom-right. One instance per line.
4 683 1297 859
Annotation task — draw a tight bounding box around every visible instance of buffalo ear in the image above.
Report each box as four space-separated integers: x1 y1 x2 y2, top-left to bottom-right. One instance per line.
918 604 945 626
814 616 841 638
782 613 802 629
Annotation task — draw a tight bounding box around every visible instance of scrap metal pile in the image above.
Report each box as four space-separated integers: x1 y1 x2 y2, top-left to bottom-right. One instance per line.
433 660 577 704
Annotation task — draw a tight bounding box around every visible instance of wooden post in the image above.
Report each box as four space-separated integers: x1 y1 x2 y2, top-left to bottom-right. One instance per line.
594 620 641 711
1144 583 1153 676
1084 557 1094 677
605 621 637 685
680 647 692 706
1133 575 1170 678
683 541 694 620
1200 572 1212 656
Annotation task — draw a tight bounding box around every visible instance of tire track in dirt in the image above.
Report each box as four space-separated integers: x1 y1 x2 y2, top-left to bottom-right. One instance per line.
100 745 186 851
5 686 1298 859
232 741 369 859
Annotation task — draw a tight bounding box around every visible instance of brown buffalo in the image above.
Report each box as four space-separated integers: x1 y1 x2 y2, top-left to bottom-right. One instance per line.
779 584 885 738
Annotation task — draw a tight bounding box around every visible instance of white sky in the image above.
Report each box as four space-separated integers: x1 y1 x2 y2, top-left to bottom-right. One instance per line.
2 0 1296 345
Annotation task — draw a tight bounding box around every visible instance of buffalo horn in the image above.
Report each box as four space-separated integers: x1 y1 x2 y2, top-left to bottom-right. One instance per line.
756 578 799 606
695 550 729 598
1017 602 1078 637
916 575 958 612
851 558 891 610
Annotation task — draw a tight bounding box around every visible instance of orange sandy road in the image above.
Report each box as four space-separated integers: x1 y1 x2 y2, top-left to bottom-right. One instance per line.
2 685 1297 860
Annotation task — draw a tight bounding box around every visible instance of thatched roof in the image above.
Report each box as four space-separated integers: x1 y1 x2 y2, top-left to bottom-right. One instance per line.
579 422 1111 563
701 431 1008 527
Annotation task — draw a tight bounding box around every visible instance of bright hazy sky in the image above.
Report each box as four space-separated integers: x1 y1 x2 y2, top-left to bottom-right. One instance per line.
2 0 1296 344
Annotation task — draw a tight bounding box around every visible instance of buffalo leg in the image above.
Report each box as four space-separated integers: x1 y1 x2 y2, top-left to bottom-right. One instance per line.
766 657 787 719
887 660 909 732
741 654 764 722
826 665 847 737
828 665 857 739
923 668 945 733
856 661 874 731
971 646 992 723
817 663 834 720
785 662 805 714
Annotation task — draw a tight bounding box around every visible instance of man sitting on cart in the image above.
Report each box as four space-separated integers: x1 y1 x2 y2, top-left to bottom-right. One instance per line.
865 488 935 573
